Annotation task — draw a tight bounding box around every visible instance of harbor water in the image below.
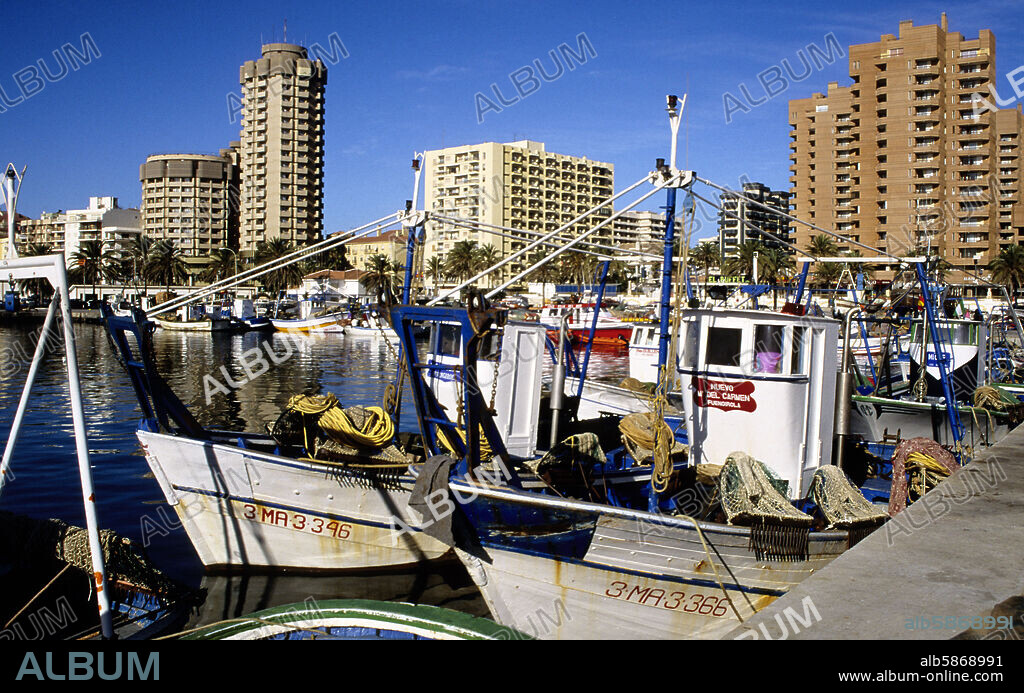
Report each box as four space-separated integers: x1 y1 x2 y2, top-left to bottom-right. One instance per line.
0 322 630 625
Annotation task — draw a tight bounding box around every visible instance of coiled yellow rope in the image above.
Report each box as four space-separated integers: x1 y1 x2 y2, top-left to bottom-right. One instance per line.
284 393 394 449
436 424 493 461
319 406 394 448
286 393 339 415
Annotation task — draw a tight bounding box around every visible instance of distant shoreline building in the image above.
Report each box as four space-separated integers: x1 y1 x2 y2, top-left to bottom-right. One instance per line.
139 150 240 256
238 42 327 255
423 140 614 282
788 14 1024 282
21 197 140 260
717 182 792 259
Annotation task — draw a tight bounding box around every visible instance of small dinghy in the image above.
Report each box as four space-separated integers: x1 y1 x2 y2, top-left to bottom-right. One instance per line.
177 599 529 640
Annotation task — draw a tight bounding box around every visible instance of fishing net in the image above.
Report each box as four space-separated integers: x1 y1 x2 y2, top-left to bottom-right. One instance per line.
618 412 687 466
718 453 812 562
531 433 606 501
810 465 888 546
888 437 959 517
0 511 184 599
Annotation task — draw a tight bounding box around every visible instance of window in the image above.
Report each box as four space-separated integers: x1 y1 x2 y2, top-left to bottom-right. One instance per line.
705 327 742 367
791 327 808 375
754 324 785 373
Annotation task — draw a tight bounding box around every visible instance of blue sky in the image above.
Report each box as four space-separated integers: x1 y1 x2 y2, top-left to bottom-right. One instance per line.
2 0 1023 243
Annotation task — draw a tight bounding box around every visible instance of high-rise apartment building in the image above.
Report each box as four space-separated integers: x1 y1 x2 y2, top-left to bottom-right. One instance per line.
139 151 239 256
718 182 792 259
423 140 614 282
788 15 1024 281
238 43 327 255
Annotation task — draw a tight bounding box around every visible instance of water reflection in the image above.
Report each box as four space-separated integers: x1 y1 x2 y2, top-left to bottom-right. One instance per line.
0 322 630 619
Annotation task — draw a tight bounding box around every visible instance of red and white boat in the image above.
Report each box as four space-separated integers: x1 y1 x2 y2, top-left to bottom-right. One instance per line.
537 302 632 347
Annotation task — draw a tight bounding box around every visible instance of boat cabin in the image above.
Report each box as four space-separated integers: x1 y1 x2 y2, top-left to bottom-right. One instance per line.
679 308 839 498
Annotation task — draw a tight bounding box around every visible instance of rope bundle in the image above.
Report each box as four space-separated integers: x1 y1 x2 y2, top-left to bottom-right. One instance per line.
888 437 959 516
282 393 395 451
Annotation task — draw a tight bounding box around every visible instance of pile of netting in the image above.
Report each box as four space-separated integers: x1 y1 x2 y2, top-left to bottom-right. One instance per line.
527 433 606 501
0 510 185 600
810 465 888 545
618 412 688 466
267 393 408 465
888 437 959 516
718 453 812 561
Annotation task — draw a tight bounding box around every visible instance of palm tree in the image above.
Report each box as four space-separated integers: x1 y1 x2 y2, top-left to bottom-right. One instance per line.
255 239 305 294
474 244 501 288
69 240 120 303
204 248 238 283
426 256 445 293
444 240 481 284
759 247 796 308
362 253 398 300
126 235 158 305
558 251 596 291
806 234 839 258
149 240 188 293
526 250 559 304
725 240 764 281
989 246 1024 298
691 242 721 297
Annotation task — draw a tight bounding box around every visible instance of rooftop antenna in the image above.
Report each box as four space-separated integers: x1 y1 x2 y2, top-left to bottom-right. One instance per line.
284 18 287 42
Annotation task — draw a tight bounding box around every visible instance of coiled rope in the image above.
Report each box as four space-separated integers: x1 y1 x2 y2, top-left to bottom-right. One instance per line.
284 393 395 450
319 406 394 448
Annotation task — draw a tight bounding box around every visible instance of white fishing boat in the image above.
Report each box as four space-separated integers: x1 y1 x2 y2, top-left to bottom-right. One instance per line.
271 298 347 333
153 316 236 332
104 306 449 571
271 312 346 333
392 297 881 640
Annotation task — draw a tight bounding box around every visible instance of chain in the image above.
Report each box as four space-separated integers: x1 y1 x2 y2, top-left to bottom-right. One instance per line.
488 326 504 414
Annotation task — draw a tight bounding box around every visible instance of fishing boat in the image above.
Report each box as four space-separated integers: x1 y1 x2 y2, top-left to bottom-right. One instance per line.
153 315 236 332
103 305 449 571
271 312 346 333
537 302 632 347
389 294 881 640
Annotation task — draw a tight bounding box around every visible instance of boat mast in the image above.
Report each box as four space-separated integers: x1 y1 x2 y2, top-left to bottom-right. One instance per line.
656 95 684 375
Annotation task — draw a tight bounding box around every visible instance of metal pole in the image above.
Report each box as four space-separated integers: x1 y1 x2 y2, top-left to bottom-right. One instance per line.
657 187 679 374
576 261 610 397
56 259 113 638
0 296 58 499
549 315 569 448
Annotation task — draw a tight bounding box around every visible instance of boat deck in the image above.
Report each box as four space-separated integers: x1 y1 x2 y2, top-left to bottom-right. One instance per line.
726 422 1024 640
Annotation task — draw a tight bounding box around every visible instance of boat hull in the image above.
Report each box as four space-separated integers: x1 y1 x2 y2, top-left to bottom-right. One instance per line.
154 318 234 332
271 314 345 333
849 395 1012 448
136 430 449 571
450 479 847 639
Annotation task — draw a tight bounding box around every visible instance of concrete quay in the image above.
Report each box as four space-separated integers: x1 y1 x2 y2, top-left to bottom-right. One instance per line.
726 425 1024 640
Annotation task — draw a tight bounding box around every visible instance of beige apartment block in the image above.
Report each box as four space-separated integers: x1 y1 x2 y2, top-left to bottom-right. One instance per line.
423 140 614 282
788 15 1024 283
238 43 327 255
346 229 407 270
139 152 239 256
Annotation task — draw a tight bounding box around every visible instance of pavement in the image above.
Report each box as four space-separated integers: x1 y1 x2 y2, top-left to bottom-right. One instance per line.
725 424 1024 640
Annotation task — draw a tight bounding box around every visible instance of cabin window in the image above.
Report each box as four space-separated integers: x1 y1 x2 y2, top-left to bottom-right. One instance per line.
791 326 808 374
753 324 785 373
437 324 461 357
705 327 743 367
682 321 699 367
